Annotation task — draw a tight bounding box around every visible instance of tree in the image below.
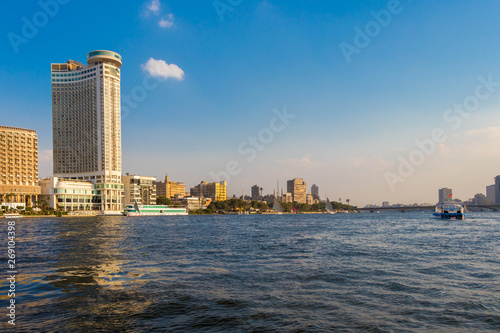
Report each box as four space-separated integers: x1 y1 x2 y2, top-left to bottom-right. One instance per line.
156 196 171 206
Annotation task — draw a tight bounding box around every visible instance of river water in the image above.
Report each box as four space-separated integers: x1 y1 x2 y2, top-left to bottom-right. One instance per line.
1 212 499 332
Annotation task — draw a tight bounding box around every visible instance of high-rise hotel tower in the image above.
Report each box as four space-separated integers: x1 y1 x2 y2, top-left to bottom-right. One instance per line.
51 50 124 212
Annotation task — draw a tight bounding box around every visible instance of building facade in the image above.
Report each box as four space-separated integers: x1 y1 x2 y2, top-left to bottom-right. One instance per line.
190 181 227 202
51 50 124 212
287 178 307 204
486 184 495 204
495 176 500 204
155 174 186 198
311 184 320 201
39 177 96 211
0 126 41 209
251 185 262 201
122 175 156 206
438 188 452 203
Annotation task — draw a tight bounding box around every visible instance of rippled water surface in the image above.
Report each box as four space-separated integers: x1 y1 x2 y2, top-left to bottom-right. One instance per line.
1 212 500 332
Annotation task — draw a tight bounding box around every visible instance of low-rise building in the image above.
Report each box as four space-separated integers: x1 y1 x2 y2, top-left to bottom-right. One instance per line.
39 177 96 211
190 181 227 202
123 175 156 206
155 173 186 198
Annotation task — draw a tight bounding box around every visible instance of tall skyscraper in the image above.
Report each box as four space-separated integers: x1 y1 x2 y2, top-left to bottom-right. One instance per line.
51 50 123 212
0 126 41 208
287 178 307 204
438 188 452 203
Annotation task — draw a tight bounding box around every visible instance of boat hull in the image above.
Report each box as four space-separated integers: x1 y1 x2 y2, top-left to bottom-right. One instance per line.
433 212 464 220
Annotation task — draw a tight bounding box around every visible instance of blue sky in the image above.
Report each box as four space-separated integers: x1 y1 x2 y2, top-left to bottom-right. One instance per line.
2 0 500 206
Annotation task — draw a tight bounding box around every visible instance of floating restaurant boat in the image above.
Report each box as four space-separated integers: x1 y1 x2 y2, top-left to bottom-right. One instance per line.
122 201 187 216
433 202 464 220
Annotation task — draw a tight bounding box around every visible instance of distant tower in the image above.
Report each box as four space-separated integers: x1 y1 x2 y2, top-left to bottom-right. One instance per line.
438 188 453 203
495 176 500 204
311 184 319 200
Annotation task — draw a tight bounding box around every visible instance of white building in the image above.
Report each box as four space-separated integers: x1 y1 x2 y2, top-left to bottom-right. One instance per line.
51 50 124 213
39 177 96 211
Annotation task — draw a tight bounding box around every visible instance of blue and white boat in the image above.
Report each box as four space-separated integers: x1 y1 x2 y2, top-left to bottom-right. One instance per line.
433 202 464 220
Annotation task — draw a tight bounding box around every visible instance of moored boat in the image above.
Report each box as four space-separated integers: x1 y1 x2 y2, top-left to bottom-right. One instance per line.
122 203 187 216
3 213 22 219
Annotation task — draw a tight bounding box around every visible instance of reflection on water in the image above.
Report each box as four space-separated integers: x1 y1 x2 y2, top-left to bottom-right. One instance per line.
1 213 500 332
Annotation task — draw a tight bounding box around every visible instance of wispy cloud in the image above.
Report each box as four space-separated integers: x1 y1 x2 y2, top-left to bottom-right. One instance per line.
158 13 174 28
141 58 184 81
144 0 161 16
275 155 326 169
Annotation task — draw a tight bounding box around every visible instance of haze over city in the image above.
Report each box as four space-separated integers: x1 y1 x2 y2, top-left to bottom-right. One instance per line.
2 0 500 206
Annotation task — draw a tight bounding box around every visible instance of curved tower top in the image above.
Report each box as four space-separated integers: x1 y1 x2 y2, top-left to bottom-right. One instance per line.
87 50 122 68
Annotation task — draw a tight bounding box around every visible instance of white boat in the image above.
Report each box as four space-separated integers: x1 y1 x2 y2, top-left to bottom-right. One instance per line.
122 201 187 216
433 202 464 220
273 197 283 214
325 197 336 215
3 213 22 219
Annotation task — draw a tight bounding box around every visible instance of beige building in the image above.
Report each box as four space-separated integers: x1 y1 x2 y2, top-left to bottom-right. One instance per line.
155 174 186 198
123 175 156 206
287 178 307 204
0 126 41 209
190 181 227 202
51 50 124 213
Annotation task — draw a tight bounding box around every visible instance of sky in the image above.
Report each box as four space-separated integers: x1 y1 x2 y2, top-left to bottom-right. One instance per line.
2 0 500 207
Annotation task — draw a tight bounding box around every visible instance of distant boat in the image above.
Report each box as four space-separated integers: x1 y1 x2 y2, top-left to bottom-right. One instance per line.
3 213 22 219
325 198 335 215
273 197 283 214
433 202 464 220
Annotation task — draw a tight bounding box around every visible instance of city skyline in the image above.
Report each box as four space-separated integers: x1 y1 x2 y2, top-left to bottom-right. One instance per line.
2 1 500 206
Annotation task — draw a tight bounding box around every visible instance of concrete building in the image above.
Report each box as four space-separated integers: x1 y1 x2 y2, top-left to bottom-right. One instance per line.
51 50 124 213
182 197 211 210
39 177 96 211
486 184 495 204
123 175 156 206
251 185 262 201
438 188 453 203
311 184 320 201
382 201 389 207
155 174 186 198
190 181 227 202
306 193 314 205
0 126 41 209
287 178 307 204
495 176 500 204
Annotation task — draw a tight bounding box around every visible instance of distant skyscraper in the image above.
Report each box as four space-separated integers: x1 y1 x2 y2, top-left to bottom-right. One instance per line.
51 50 124 212
251 185 262 201
438 188 452 203
495 176 500 204
311 184 319 200
486 184 495 204
287 178 307 204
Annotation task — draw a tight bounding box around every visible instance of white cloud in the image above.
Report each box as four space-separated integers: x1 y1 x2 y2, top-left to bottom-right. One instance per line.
141 58 184 81
159 13 174 28
145 0 161 16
